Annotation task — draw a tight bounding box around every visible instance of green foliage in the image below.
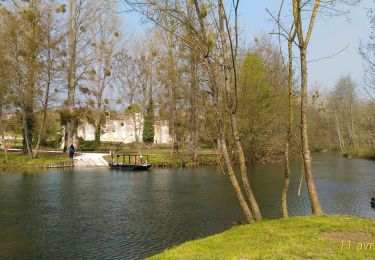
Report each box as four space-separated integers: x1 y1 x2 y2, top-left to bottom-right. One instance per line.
150 215 375 259
32 110 63 148
142 98 155 144
104 67 111 77
77 137 98 151
59 107 89 127
124 104 141 117
56 4 66 14
20 8 37 22
236 50 288 162
58 108 71 126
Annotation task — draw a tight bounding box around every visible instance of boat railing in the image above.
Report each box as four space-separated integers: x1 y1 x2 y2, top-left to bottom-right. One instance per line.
111 153 150 166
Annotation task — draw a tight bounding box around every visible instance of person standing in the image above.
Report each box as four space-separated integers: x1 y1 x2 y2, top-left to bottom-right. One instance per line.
69 144 75 160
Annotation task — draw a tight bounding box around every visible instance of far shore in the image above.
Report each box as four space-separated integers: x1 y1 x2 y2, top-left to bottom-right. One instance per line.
1 148 374 171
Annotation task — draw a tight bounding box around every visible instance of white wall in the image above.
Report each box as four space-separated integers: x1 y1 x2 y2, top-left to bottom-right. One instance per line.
77 116 170 144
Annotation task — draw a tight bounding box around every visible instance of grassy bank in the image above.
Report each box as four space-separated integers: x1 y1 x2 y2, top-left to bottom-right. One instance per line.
0 151 70 168
342 149 375 160
150 215 375 259
104 148 219 167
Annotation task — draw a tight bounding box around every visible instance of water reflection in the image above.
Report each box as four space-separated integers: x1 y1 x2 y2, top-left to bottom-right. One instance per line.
0 153 374 259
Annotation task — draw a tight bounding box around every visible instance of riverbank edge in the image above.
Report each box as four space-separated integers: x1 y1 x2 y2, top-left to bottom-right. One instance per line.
102 152 285 168
311 148 375 160
149 215 375 259
341 149 375 160
0 152 72 170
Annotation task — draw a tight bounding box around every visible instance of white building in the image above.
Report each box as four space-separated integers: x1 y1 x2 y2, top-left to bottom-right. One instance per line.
77 114 170 144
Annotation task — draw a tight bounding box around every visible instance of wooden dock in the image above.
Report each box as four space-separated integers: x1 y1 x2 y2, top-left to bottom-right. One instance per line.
43 160 75 169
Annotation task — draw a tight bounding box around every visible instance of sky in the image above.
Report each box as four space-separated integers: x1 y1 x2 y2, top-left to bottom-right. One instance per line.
117 0 372 92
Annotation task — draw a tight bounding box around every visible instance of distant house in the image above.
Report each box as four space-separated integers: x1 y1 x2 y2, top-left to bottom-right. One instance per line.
77 113 171 144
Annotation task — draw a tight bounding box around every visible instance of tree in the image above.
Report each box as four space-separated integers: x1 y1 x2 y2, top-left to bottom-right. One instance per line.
63 0 101 152
216 0 263 221
360 2 375 100
0 33 10 162
142 94 155 144
281 27 296 218
81 2 120 147
292 0 324 215
156 28 184 156
328 76 358 151
237 41 288 163
33 0 64 158
114 48 144 150
0 1 46 158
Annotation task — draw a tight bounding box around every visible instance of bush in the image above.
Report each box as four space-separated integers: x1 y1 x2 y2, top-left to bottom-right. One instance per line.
77 137 98 151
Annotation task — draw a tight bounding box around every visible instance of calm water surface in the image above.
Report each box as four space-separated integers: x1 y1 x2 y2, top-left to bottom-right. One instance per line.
0 153 374 259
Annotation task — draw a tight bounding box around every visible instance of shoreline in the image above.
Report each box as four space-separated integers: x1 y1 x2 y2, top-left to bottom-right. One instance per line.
341 150 375 160
2 149 373 171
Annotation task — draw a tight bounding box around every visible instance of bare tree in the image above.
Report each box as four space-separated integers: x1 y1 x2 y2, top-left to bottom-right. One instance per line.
81 4 120 146
292 0 324 215
33 0 64 158
63 0 103 151
114 48 144 150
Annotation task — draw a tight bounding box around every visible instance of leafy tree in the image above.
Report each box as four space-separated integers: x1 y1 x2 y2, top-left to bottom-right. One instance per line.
142 97 154 144
237 47 288 162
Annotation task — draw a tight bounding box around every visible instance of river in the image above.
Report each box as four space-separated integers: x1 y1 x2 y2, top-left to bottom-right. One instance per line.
0 152 374 259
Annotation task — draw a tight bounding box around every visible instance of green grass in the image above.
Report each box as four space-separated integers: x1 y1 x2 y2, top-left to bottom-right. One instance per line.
104 148 219 167
150 215 375 259
0 152 70 168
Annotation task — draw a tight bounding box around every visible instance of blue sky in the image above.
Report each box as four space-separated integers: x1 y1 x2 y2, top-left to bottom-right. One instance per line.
118 0 372 91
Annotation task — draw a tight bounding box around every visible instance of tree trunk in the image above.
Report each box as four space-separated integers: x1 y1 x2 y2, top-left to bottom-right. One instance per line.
213 86 254 223
24 63 35 159
191 0 256 223
334 108 344 152
22 113 33 159
218 0 262 221
95 119 101 147
300 47 323 215
65 0 78 153
282 36 294 218
0 102 7 163
130 98 141 153
349 103 357 149
33 45 53 158
33 88 49 158
95 100 103 147
188 50 198 163
2 130 8 164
